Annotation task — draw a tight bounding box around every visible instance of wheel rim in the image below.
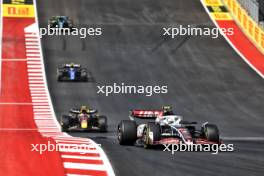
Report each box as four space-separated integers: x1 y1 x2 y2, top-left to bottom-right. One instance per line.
117 127 121 141
143 129 148 145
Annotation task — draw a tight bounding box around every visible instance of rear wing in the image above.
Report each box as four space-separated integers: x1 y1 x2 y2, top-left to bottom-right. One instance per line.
70 108 97 114
129 110 163 120
179 120 197 125
64 64 81 68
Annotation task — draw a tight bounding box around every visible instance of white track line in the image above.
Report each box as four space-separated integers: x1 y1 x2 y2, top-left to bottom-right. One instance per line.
55 138 91 143
27 58 41 61
28 69 42 72
28 73 43 76
63 163 107 171
56 140 92 144
33 109 52 112
27 53 41 57
28 67 42 70
26 45 40 49
35 117 53 120
222 137 264 141
62 155 101 160
25 38 38 42
33 105 50 109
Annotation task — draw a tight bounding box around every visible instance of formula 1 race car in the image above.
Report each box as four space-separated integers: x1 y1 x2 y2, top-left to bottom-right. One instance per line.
60 106 107 132
117 106 220 148
57 63 91 81
49 16 73 29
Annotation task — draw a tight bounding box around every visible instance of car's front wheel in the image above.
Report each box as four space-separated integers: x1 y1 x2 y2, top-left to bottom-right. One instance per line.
117 120 137 145
61 115 71 132
57 71 63 81
202 124 219 143
143 122 161 149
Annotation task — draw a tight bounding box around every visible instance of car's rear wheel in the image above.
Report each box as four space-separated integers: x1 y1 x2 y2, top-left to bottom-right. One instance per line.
202 124 219 142
68 20 73 30
186 126 196 138
63 23 69 28
143 122 161 148
49 22 56 28
98 116 107 132
117 120 137 145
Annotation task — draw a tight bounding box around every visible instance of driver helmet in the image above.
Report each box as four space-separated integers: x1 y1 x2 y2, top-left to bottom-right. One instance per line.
69 62 75 68
162 106 173 115
58 16 64 21
80 105 89 114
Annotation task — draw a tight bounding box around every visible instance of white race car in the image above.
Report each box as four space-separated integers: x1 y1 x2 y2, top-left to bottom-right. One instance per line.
117 108 220 148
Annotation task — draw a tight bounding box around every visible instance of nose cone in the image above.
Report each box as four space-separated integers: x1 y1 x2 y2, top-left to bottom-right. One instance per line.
81 121 88 129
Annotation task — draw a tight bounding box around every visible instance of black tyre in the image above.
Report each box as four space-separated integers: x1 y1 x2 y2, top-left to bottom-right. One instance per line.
98 116 107 132
202 124 219 142
61 115 71 132
117 120 137 145
49 22 56 28
68 20 73 29
186 126 196 138
57 71 63 81
81 71 88 81
63 23 69 28
143 122 161 148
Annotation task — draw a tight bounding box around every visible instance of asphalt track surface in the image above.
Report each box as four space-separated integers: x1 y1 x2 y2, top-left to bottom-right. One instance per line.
37 0 264 175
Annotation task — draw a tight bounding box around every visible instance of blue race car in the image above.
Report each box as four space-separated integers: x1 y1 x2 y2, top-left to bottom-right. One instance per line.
49 16 73 29
57 63 90 81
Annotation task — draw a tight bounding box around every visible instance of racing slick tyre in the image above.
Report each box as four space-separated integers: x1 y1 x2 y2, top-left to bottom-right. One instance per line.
61 115 71 132
57 72 63 81
63 23 69 28
186 126 196 138
98 116 107 132
143 122 161 149
68 20 74 31
202 124 219 143
118 120 137 145
81 72 88 81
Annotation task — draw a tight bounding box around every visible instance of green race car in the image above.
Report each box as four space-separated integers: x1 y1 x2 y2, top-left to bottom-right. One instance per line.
49 16 73 29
